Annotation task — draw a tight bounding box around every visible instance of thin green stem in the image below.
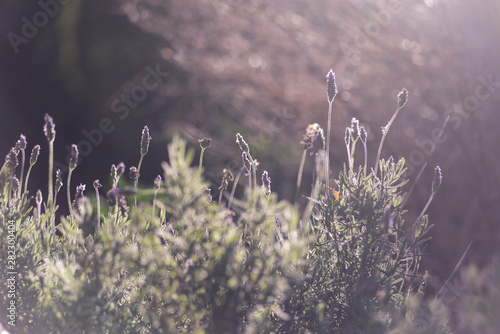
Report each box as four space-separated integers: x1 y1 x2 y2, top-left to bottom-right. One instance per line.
401 116 450 208
362 141 367 177
411 191 434 231
152 191 158 218
95 190 101 232
295 149 307 204
48 140 54 209
67 169 74 216
325 101 333 190
228 168 244 210
199 148 206 171
24 164 33 194
18 149 25 199
134 154 144 208
374 106 401 176
350 138 358 174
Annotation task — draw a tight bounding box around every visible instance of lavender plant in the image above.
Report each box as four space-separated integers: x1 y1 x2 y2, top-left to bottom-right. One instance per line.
2 75 494 334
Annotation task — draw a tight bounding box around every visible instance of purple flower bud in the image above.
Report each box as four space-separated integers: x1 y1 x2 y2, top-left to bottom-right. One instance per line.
55 169 63 193
360 126 367 144
36 189 43 205
73 184 87 211
11 177 20 192
199 138 212 150
93 179 102 189
154 175 162 191
432 166 442 192
5 149 19 176
69 144 79 170
236 133 250 153
30 145 41 166
75 184 86 198
398 88 408 108
351 118 360 137
261 170 271 196
344 127 351 147
141 126 151 156
326 69 338 103
116 162 125 177
43 114 56 142
242 152 251 174
16 134 27 151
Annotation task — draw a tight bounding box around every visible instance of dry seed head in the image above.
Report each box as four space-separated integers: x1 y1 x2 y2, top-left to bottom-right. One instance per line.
301 123 325 155
129 166 139 180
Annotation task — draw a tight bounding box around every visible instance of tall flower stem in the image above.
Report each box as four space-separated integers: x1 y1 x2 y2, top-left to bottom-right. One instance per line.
48 142 54 207
325 70 338 192
17 135 27 199
374 88 408 176
134 156 144 207
93 180 102 232
360 126 368 177
43 114 56 210
228 168 244 210
135 126 151 208
67 145 79 217
410 166 441 230
152 175 161 219
236 133 257 191
325 101 333 191
24 145 40 194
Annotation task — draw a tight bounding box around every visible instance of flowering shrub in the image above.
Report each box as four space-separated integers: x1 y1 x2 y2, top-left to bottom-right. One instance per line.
1 71 495 333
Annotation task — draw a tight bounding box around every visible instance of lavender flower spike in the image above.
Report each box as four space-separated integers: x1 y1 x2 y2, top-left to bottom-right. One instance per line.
141 126 152 156
43 114 56 142
326 69 338 103
432 166 442 193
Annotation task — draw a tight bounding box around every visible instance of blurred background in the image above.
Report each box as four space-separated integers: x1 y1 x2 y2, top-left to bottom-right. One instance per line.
1 0 499 290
